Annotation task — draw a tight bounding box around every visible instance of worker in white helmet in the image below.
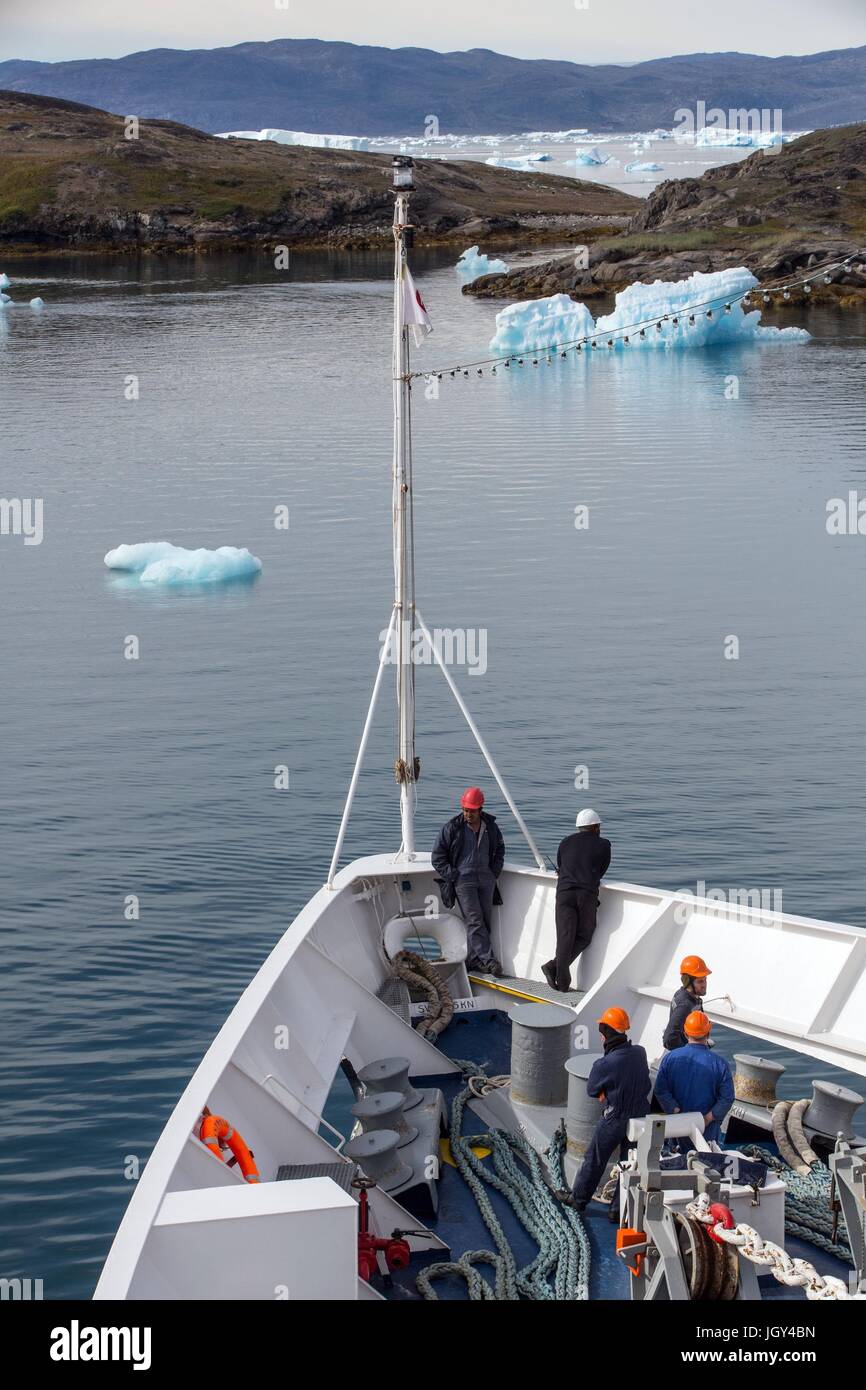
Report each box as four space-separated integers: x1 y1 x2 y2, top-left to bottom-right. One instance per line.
543 809 611 993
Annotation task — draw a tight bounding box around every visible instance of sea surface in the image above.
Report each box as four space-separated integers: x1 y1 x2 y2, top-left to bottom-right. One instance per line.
1 249 865 1297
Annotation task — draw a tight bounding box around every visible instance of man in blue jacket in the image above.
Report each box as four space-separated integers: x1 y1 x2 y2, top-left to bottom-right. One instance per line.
654 1012 735 1143
567 1006 651 1212
432 787 505 975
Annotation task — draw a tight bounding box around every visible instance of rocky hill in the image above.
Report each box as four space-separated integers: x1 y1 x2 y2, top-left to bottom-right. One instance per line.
1 39 865 135
0 91 636 253
466 123 866 303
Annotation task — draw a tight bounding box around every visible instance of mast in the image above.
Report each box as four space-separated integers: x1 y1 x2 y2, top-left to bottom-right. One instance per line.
392 157 417 858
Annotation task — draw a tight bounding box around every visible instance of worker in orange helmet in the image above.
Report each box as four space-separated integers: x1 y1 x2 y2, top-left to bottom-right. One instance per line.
432 787 505 976
654 1013 734 1144
663 954 712 1051
563 1006 651 1213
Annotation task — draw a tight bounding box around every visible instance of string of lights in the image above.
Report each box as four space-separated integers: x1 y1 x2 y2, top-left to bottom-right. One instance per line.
407 252 862 383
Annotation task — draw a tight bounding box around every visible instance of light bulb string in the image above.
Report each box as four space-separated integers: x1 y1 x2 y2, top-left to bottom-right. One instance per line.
405 252 861 381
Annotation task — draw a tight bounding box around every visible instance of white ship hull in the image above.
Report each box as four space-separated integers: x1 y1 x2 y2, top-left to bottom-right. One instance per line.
95 854 866 1300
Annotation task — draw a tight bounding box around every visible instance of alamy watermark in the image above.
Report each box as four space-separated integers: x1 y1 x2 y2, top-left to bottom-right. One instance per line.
674 880 783 925
379 620 488 676
0 497 43 545
674 101 783 143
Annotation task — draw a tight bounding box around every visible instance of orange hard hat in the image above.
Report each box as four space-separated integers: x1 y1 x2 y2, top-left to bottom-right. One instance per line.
460 787 485 810
684 1010 712 1039
680 954 712 979
598 1006 630 1032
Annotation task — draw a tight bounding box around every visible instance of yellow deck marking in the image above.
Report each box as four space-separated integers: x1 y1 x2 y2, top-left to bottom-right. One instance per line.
467 974 576 1005
439 1136 491 1167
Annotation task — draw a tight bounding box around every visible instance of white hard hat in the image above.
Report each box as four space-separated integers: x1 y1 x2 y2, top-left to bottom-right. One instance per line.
576 808 601 829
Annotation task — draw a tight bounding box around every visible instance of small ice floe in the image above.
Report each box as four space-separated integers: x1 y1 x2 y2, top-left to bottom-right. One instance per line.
625 161 663 173
456 245 509 283
571 146 611 166
0 275 45 309
104 542 263 586
489 268 811 356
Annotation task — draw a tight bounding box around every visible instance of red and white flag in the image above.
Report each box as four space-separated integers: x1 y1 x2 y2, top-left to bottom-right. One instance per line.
402 266 432 347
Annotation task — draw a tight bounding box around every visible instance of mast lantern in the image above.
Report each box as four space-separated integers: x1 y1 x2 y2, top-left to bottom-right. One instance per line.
392 155 415 190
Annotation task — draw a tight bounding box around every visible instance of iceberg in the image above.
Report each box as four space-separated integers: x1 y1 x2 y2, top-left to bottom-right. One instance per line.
625 161 663 173
489 293 596 356
489 269 810 356
456 245 509 282
484 153 549 170
104 542 263 586
0 272 10 288
30 297 44 309
571 146 611 166
217 129 371 152
694 126 796 149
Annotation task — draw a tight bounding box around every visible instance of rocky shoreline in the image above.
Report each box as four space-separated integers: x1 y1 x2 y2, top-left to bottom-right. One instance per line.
466 124 866 307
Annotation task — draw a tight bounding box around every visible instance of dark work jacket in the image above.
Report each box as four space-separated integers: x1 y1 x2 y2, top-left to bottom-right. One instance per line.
556 831 611 894
586 1035 651 1121
663 986 704 1052
432 812 505 905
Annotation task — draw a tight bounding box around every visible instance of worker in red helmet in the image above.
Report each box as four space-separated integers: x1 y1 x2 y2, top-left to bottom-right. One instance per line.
432 787 504 976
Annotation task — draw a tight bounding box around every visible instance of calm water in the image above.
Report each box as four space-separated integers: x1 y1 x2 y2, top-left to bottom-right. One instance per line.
1 251 865 1297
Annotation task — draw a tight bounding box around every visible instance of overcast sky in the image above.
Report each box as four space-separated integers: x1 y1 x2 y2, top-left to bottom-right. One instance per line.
1 0 864 65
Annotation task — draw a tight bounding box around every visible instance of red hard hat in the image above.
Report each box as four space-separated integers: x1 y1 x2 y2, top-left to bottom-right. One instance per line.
460 787 484 810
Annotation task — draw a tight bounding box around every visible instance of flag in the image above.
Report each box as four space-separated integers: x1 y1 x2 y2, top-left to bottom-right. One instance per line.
402 266 432 347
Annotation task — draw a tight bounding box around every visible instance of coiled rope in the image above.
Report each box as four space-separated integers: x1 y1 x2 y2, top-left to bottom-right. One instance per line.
742 1099 853 1264
415 1062 590 1301
390 949 454 1040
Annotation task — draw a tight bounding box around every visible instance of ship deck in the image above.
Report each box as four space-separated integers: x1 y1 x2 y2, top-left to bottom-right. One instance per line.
327 1007 855 1302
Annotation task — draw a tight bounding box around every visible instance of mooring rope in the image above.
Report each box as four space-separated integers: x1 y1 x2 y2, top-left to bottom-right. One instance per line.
415 1061 590 1301
741 1134 854 1265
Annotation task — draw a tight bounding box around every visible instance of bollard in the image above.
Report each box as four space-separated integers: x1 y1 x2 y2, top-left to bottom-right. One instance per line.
804 1080 864 1140
565 1054 605 1159
343 1129 413 1191
733 1054 785 1107
351 1090 419 1147
510 1003 573 1107
357 1056 422 1111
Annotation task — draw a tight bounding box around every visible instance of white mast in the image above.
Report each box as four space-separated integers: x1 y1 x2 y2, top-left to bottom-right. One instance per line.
392 157 417 858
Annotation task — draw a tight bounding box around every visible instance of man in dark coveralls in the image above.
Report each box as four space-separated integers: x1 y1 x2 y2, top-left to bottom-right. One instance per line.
543 808 611 993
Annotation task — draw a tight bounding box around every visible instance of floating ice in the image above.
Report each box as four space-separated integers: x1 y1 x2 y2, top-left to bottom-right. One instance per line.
489 293 596 357
30 297 44 309
0 292 10 307
484 153 549 170
456 245 509 282
0 273 10 288
625 161 663 173
489 269 810 356
218 128 371 152
104 542 263 586
572 146 611 166
695 126 795 148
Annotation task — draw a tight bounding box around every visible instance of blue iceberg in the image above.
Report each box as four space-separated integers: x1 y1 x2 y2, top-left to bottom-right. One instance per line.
456 245 509 282
488 292 596 356
489 268 810 356
104 542 263 586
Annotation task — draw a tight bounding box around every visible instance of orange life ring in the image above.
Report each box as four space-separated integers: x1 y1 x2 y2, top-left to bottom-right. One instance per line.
200 1113 260 1183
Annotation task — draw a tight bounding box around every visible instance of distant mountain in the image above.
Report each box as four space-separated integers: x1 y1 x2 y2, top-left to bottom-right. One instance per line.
0 39 865 135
